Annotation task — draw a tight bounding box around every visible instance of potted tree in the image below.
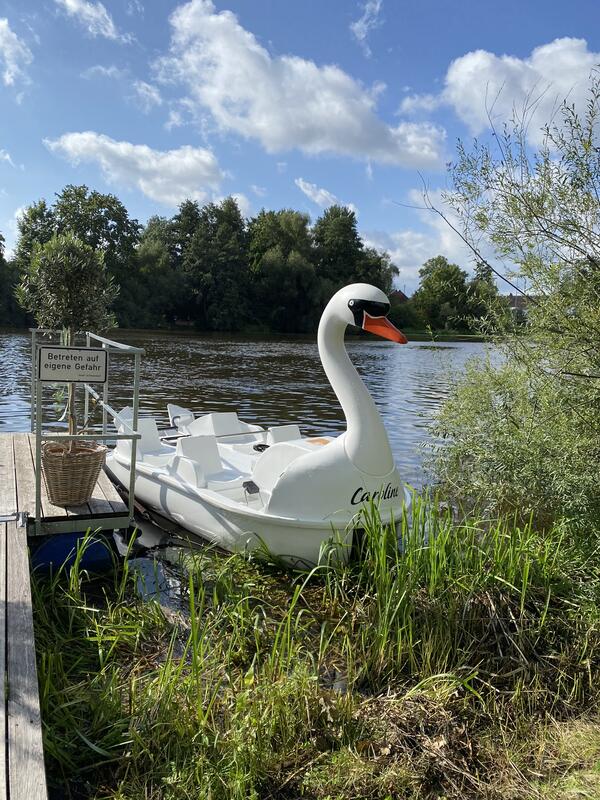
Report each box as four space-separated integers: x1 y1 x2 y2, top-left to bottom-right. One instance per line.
17 232 119 505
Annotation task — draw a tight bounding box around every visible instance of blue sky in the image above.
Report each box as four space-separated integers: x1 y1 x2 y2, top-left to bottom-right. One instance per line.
1 0 599 291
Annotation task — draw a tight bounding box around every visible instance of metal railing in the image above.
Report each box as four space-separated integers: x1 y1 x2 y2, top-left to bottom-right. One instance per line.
30 328 144 535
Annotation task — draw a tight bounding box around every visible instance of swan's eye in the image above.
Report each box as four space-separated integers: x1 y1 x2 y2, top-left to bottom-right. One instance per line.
348 299 390 326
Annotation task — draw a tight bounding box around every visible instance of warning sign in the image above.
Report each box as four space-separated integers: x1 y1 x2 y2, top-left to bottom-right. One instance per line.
38 346 108 383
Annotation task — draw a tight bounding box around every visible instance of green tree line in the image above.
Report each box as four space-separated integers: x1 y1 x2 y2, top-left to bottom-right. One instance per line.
391 254 505 333
0 183 500 333
0 186 398 332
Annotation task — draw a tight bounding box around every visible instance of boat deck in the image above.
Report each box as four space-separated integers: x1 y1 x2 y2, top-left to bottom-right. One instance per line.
0 431 130 799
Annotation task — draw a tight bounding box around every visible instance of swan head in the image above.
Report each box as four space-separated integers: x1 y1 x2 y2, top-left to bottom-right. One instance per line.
326 283 408 344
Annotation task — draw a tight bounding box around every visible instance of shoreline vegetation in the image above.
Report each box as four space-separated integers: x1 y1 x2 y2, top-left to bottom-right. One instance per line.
0 325 486 344
2 184 507 338
33 502 600 799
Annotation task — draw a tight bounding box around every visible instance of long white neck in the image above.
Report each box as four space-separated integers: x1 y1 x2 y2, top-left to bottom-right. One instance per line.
318 311 394 476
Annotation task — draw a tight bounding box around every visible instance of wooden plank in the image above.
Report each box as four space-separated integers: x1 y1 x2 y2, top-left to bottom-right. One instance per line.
94 472 113 511
0 522 7 800
0 435 16 517
86 491 114 516
97 469 127 513
6 520 48 800
24 435 67 520
13 434 38 519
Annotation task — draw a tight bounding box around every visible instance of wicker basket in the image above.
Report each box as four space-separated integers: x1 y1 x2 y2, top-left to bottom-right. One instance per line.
41 440 108 506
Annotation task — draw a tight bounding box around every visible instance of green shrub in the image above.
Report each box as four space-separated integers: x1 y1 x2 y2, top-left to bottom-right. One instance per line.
429 358 600 524
428 72 600 525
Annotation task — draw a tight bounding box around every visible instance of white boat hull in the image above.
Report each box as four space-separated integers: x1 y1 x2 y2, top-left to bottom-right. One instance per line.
106 453 357 566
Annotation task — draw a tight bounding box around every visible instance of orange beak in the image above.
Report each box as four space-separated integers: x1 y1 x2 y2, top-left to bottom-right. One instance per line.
362 312 408 343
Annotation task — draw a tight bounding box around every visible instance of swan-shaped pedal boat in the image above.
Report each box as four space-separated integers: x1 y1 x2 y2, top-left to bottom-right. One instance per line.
105 283 410 565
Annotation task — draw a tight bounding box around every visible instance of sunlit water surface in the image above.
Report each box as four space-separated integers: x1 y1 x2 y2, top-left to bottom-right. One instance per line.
0 330 488 488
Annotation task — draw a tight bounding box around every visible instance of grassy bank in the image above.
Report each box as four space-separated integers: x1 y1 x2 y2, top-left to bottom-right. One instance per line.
32 501 600 799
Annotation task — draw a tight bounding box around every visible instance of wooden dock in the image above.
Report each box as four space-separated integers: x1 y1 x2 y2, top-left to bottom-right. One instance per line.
0 516 47 799
3 433 128 535
0 432 131 799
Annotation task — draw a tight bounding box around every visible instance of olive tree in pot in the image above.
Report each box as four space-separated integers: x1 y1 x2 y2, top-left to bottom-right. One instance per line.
17 232 119 506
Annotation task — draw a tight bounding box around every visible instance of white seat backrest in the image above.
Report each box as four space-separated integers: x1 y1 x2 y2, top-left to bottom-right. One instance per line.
114 406 134 433
137 417 163 454
175 435 222 475
252 442 305 493
167 403 195 432
187 412 242 438
210 412 242 436
266 425 301 445
114 409 162 460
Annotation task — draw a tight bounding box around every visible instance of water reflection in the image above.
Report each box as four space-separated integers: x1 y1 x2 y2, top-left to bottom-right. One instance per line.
0 330 487 487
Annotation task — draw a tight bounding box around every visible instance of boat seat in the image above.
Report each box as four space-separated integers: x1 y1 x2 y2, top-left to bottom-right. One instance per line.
114 406 134 432
167 403 195 432
144 452 173 467
205 472 245 490
266 424 301 445
175 435 222 474
173 434 244 489
211 412 243 436
187 412 243 438
114 408 161 448
115 412 167 462
136 418 164 455
252 442 307 494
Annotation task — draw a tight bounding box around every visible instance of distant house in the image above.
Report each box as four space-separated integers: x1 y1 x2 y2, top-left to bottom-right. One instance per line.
503 292 532 323
390 289 409 305
506 293 529 311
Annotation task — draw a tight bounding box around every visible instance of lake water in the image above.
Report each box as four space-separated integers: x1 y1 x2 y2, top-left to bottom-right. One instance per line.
0 330 486 488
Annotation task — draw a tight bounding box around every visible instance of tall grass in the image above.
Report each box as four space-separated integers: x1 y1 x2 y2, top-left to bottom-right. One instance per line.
32 498 600 799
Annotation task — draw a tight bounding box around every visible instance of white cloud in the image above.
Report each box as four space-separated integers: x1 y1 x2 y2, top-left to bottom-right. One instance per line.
363 188 473 292
126 0 144 15
363 229 434 290
350 0 382 58
405 38 599 146
12 205 25 224
54 0 131 43
446 38 598 141
81 64 125 79
131 80 162 112
0 148 15 167
156 0 445 168
250 184 266 197
3 205 27 258
295 177 358 214
232 192 251 217
44 131 223 206
165 109 184 131
295 178 337 207
0 18 33 87
399 93 440 114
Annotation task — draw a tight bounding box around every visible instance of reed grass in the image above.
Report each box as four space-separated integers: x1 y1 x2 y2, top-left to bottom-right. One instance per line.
32 497 600 799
